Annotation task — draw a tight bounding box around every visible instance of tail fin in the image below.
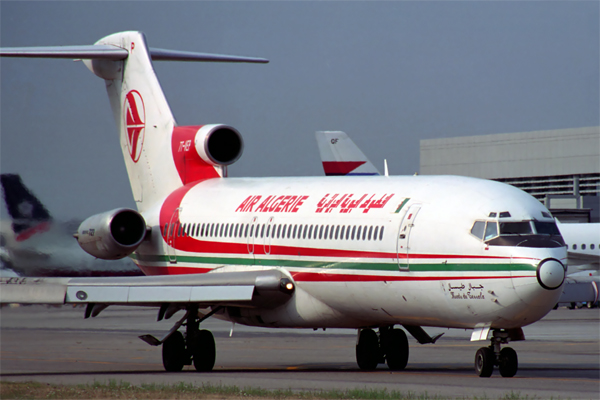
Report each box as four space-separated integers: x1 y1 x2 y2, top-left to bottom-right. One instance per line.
315 131 380 176
0 174 52 241
1 31 267 212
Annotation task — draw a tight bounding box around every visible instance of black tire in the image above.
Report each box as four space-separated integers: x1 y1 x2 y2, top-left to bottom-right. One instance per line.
162 331 186 372
498 347 518 378
384 329 409 371
192 329 216 372
356 329 379 370
474 347 495 377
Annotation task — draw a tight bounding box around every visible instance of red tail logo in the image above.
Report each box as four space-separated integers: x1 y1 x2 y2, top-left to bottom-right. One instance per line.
123 90 145 163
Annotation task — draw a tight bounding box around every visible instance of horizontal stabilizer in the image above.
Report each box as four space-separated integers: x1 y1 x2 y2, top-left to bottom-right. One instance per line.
0 45 128 60
149 48 269 63
0 45 268 64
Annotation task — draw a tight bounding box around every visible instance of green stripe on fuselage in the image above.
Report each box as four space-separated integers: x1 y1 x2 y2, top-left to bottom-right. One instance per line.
130 253 535 272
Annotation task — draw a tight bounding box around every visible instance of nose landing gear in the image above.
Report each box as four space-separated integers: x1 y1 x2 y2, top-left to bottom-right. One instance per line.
475 330 519 377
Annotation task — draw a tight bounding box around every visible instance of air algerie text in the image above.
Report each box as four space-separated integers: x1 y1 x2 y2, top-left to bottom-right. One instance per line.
236 195 309 213
316 193 394 213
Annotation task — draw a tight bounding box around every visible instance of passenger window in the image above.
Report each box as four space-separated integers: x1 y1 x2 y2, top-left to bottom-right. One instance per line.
573 244 577 250
362 226 367 240
351 226 356 240
163 223 168 236
308 225 313 239
591 244 596 250
470 221 485 240
260 224 265 238
319 225 324 239
292 225 297 239
357 226 362 240
368 226 373 240
373 226 378 240
324 226 329 240
484 222 498 240
582 244 586 250
210 223 215 237
340 226 346 240
266 225 271 238
335 226 340 240
379 226 384 240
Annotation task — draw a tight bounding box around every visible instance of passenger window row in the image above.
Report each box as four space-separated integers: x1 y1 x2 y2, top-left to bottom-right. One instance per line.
163 221 385 242
571 244 597 250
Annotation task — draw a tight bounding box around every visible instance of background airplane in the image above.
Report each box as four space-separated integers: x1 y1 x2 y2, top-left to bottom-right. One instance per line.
0 174 141 277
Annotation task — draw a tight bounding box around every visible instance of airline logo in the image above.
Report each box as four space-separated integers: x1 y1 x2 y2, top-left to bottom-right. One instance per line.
123 90 145 163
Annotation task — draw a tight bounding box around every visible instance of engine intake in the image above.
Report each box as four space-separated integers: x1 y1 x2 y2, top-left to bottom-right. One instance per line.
77 208 146 260
195 124 243 166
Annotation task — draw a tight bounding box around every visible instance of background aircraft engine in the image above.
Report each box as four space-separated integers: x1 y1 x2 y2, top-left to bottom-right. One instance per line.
76 208 146 260
194 124 244 166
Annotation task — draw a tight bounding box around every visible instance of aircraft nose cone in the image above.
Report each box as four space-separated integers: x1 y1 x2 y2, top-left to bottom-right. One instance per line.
536 258 565 290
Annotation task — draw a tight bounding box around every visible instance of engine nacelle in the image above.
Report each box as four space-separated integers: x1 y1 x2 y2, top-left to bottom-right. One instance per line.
76 208 146 260
194 124 243 166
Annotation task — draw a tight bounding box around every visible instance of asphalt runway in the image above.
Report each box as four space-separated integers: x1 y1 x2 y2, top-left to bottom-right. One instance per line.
1 305 598 399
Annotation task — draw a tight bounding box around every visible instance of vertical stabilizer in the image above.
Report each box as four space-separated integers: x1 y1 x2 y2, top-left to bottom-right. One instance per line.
315 131 380 176
84 32 179 212
0 174 52 241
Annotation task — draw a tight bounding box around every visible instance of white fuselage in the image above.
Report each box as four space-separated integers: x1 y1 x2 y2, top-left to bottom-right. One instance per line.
131 175 566 331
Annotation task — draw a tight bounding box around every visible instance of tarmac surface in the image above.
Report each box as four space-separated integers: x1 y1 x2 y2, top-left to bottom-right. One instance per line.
1 305 598 399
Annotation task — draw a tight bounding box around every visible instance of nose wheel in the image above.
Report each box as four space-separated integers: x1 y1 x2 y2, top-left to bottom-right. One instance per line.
475 330 519 377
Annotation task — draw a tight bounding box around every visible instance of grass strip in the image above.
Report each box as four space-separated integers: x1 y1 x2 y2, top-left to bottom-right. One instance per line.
0 380 551 400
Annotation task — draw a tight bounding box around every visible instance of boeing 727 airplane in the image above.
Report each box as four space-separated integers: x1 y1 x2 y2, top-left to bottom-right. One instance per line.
0 31 567 378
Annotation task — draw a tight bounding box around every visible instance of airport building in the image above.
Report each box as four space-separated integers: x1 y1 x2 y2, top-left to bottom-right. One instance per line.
420 126 600 222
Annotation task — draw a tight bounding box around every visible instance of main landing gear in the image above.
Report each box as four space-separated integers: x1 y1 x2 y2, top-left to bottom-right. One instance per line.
474 330 519 378
161 305 217 372
356 327 409 371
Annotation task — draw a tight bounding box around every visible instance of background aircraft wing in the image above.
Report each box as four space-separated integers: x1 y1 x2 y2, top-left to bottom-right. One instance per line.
0 269 294 309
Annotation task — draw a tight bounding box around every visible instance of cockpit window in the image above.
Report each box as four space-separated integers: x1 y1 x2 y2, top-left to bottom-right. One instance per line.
470 221 485 239
484 221 498 240
533 221 561 235
499 221 533 235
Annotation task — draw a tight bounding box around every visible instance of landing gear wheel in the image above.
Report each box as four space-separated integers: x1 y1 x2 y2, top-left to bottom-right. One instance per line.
192 329 216 372
498 347 518 377
385 329 409 371
356 328 379 370
162 331 186 372
475 347 495 377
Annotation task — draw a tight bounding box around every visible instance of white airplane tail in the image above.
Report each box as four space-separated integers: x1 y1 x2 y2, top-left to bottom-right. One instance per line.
1 31 267 212
315 131 380 176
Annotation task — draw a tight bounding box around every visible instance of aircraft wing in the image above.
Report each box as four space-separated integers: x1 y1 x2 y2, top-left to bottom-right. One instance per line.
566 251 600 271
0 269 294 308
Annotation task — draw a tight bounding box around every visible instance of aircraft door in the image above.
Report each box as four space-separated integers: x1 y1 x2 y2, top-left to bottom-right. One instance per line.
246 216 257 258
263 216 274 255
167 207 182 264
396 204 421 271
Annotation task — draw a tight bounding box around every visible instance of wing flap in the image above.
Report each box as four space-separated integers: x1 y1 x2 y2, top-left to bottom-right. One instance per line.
65 285 254 304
